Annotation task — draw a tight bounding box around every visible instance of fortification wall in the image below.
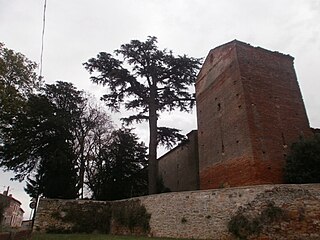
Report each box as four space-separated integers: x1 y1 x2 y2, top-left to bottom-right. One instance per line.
196 40 312 189
158 130 199 191
34 184 320 240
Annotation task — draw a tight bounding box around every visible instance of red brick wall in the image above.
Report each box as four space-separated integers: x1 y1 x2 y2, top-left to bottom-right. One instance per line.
196 41 312 189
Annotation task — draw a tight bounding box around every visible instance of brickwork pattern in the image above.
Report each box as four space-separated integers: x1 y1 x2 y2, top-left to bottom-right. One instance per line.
196 40 312 189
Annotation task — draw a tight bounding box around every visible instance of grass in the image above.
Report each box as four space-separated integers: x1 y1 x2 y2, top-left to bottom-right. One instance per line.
31 234 178 240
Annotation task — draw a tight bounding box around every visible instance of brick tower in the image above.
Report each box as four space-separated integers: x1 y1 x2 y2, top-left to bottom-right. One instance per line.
196 40 312 190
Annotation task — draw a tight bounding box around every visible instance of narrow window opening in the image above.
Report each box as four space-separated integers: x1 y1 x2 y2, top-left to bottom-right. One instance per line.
238 105 242 109
281 133 287 148
221 140 225 155
236 140 239 144
262 151 266 154
217 103 221 111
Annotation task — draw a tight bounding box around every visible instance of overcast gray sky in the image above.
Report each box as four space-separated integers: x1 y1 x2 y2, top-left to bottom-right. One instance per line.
1 0 319 219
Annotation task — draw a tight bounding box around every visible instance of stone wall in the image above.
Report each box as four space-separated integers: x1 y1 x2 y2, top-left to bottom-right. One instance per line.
158 130 199 191
34 184 320 239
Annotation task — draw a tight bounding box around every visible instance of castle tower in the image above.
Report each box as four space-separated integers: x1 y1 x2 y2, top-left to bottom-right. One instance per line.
196 40 312 189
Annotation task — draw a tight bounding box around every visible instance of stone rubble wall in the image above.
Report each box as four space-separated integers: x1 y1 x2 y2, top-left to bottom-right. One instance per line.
34 184 320 239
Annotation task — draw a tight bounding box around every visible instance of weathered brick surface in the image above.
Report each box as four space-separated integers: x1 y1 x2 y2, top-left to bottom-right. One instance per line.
158 130 199 191
34 184 320 240
196 40 312 189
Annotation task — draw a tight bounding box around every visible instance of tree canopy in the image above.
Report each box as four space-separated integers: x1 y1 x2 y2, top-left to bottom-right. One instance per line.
1 82 82 198
0 42 41 140
87 128 148 200
84 36 201 193
284 135 320 184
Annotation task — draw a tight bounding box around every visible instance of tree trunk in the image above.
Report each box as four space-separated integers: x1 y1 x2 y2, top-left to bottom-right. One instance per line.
148 87 158 194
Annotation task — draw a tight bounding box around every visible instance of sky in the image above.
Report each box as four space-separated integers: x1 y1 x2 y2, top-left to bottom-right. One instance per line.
0 0 319 220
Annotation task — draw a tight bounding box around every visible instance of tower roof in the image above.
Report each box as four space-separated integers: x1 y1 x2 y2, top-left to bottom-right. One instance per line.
197 40 293 85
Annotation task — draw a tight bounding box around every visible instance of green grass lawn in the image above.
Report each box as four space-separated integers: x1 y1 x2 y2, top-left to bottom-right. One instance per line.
31 234 176 240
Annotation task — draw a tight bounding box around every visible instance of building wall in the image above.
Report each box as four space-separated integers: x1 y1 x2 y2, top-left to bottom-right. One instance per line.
236 43 312 184
34 184 320 240
196 40 312 189
158 130 199 191
0 193 24 228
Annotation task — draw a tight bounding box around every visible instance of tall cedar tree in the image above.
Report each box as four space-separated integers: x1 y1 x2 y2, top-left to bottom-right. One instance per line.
88 128 148 200
84 36 201 193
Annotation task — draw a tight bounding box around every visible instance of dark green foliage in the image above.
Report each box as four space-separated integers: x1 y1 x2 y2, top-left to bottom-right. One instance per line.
46 226 72 234
0 42 40 133
31 234 178 240
1 82 82 198
112 200 151 233
88 129 148 201
259 202 284 223
84 36 201 194
51 200 150 234
25 175 44 199
284 135 320 183
228 213 258 239
53 202 111 234
156 176 171 193
228 202 284 240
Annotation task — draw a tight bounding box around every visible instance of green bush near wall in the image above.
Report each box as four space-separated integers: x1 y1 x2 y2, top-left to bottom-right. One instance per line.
51 201 111 233
228 202 285 240
112 200 151 233
50 200 150 234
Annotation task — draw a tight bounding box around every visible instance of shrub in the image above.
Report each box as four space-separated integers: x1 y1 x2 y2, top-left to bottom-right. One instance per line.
51 200 151 234
228 202 284 240
112 200 151 233
52 201 111 233
284 135 320 183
